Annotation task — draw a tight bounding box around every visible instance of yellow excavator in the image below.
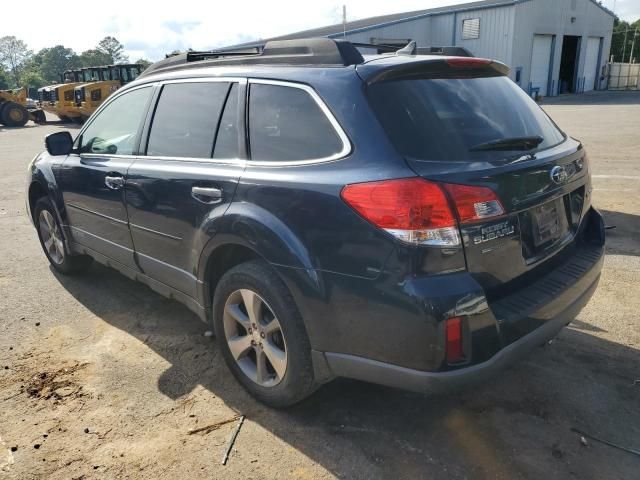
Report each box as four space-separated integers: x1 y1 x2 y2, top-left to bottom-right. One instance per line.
74 64 143 120
0 87 46 127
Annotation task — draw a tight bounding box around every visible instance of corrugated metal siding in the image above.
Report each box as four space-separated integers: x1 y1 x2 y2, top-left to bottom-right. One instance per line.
455 6 515 65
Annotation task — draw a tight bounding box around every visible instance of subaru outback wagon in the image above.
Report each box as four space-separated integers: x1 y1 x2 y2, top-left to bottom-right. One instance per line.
27 38 604 407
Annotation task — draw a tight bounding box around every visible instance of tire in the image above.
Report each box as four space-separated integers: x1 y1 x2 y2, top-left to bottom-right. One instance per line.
213 260 317 407
1 101 29 127
34 197 92 275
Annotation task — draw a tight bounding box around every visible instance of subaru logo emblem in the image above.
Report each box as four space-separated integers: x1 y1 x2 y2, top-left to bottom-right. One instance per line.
550 166 568 184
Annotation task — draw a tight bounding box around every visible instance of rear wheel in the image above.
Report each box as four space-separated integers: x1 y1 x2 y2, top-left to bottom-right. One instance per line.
213 260 317 407
34 197 92 275
0 101 29 127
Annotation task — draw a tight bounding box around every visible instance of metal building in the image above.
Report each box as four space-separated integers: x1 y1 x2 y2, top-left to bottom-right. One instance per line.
234 0 615 96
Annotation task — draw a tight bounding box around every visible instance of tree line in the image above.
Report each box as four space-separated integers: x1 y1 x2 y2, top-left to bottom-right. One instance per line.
610 17 639 63
0 36 152 90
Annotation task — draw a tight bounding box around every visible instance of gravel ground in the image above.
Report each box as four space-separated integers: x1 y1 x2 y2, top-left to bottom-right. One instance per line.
0 91 639 479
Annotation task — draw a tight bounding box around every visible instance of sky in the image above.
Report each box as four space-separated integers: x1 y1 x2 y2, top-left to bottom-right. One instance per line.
6 0 639 62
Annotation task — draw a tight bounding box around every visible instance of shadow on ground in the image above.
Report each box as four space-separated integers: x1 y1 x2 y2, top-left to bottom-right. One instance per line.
600 209 640 257
52 253 640 479
542 90 640 106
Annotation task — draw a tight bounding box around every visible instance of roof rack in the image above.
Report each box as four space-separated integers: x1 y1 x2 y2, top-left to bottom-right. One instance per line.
139 38 473 78
140 38 365 77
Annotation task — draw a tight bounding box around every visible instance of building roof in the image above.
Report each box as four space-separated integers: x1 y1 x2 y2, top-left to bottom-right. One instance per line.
225 0 614 50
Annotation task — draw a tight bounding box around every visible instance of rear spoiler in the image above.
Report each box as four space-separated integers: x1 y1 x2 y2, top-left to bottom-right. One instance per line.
358 57 510 84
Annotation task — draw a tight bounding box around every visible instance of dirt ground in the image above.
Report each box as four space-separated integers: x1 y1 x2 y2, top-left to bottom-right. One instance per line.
1 90 639 480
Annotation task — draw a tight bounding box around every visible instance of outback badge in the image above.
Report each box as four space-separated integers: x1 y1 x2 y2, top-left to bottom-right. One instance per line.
473 220 515 245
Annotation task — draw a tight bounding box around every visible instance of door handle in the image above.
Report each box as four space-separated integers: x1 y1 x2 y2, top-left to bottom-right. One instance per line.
191 186 223 204
105 175 125 190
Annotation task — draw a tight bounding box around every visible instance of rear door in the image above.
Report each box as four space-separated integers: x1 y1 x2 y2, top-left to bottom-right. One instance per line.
61 85 154 267
125 79 244 299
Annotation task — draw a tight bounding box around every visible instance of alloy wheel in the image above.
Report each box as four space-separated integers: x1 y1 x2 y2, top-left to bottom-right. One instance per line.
39 209 65 265
223 289 288 387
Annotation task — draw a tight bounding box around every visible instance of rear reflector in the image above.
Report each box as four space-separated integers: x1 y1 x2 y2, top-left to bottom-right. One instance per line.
341 178 460 246
445 317 464 364
443 183 505 223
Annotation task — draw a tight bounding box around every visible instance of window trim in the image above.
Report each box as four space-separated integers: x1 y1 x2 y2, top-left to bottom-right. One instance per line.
139 77 248 166
246 78 352 167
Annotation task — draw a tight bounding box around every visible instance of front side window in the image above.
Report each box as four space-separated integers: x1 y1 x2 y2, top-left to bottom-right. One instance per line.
146 82 230 158
77 86 152 155
248 83 344 162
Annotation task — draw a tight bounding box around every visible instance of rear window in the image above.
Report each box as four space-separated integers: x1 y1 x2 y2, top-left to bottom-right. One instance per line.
368 76 565 162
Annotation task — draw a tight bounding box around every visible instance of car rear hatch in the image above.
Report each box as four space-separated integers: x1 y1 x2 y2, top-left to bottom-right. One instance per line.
361 56 593 313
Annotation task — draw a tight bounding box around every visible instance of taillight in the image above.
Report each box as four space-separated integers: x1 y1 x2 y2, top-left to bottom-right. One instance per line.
340 178 460 246
444 184 505 223
445 317 464 364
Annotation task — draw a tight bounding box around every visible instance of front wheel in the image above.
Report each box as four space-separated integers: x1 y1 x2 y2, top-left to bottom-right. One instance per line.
213 260 317 407
34 197 92 275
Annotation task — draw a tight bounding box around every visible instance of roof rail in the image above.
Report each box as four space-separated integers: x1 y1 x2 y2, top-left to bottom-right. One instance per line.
138 39 475 78
140 38 365 78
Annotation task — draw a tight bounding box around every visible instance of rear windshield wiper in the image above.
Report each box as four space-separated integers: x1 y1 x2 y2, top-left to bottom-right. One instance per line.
469 136 544 152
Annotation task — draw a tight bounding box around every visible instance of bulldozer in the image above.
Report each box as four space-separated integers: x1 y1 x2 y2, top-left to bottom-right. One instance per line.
74 63 143 120
0 87 46 127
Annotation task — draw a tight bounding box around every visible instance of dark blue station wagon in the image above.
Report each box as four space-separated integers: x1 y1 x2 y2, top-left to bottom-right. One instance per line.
27 39 605 406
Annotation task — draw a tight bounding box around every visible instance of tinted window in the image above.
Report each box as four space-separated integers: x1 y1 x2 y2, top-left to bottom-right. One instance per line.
213 84 239 159
147 82 229 158
249 83 343 162
368 76 565 162
78 86 152 155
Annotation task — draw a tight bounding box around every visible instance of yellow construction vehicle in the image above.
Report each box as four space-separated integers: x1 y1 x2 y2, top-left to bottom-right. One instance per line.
74 64 143 120
49 69 85 122
0 87 46 127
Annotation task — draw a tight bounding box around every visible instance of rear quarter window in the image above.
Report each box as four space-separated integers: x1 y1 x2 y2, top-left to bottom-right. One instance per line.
248 83 344 162
368 76 565 162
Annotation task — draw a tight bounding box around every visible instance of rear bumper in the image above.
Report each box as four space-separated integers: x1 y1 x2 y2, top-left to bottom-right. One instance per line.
319 266 599 393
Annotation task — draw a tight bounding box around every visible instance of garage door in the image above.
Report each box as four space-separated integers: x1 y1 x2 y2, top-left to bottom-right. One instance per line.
530 35 553 96
583 37 601 91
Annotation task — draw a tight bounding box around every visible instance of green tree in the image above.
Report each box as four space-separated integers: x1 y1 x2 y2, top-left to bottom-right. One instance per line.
97 36 128 64
134 58 152 71
0 36 32 87
20 69 46 89
30 46 81 83
611 17 640 62
79 49 112 67
0 69 9 89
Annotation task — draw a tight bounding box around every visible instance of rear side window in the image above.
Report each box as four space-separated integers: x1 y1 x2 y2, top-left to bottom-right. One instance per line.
368 76 565 162
249 83 343 162
147 82 230 158
213 84 239 159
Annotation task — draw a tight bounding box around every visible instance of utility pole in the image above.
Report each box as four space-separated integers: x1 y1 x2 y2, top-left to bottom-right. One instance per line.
343 5 347 38
621 28 628 62
629 27 638 63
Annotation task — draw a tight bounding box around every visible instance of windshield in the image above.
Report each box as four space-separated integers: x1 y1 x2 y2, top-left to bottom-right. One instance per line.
367 76 565 162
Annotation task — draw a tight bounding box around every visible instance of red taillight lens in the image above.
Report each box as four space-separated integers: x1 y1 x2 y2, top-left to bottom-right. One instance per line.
446 57 491 68
444 184 505 223
341 178 460 246
445 317 464 364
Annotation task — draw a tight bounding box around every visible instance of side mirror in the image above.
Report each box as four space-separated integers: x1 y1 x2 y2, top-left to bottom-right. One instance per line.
45 131 74 156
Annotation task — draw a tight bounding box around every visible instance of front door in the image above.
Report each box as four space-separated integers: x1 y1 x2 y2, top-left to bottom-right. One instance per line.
61 85 154 267
125 80 244 299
